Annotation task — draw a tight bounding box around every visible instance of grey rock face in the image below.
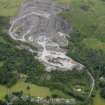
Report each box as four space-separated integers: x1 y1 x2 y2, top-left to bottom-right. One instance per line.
9 0 84 71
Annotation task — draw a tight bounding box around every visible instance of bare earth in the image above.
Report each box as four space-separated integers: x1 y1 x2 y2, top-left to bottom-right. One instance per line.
9 0 84 71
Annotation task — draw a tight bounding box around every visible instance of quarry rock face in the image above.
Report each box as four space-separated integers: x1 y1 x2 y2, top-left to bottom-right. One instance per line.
9 0 84 71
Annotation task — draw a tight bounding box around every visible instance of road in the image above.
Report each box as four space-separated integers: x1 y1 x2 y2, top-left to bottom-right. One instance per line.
87 70 95 98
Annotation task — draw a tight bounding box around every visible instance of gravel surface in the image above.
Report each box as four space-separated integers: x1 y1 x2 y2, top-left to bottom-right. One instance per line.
9 0 84 71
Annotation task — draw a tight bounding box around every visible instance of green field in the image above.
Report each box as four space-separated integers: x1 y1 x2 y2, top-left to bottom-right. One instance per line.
0 0 23 16
0 81 51 100
93 91 105 105
0 85 8 100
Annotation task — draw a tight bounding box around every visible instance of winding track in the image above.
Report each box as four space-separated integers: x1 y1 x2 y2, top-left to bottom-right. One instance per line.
87 70 95 98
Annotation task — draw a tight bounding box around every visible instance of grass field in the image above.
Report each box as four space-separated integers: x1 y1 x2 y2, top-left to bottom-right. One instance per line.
0 85 8 100
0 62 4 68
11 81 51 97
0 81 51 100
0 0 23 16
93 91 105 105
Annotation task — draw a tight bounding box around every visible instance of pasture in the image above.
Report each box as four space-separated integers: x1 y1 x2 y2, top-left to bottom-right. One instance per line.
0 0 23 16
0 81 51 100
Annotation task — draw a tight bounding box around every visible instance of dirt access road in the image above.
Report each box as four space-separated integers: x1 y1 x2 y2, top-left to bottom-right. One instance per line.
9 0 84 71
